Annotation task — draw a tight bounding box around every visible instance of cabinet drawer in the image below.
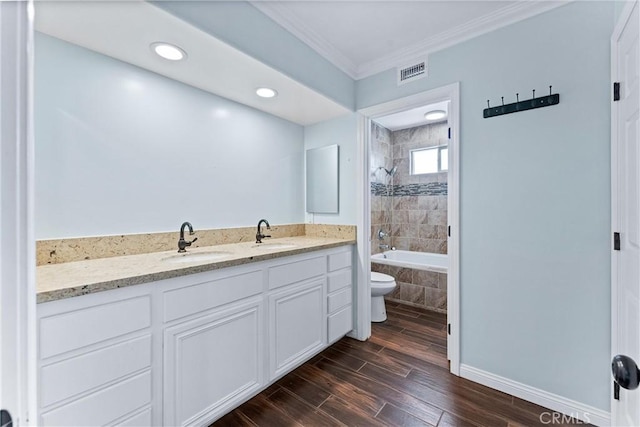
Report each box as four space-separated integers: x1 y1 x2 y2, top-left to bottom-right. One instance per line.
268 256 325 290
327 306 352 343
327 288 352 314
328 250 351 272
41 370 151 427
163 270 262 323
41 335 151 409
327 269 351 293
40 296 151 360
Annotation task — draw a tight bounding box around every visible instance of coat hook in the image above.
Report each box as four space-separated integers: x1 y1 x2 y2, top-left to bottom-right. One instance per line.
516 93 519 102
487 100 490 108
549 85 552 96
532 89 536 99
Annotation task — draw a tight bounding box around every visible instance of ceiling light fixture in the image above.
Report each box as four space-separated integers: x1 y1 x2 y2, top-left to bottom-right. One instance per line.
256 87 278 98
151 42 187 61
424 110 447 121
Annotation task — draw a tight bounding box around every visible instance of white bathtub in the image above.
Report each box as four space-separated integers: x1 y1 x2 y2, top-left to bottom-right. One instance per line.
371 250 448 273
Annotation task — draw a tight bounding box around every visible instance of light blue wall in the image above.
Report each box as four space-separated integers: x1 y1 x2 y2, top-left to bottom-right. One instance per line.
303 114 359 225
153 1 355 110
35 33 305 239
358 1 614 410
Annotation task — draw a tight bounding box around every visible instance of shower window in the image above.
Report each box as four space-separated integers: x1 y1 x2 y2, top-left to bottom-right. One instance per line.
410 145 448 175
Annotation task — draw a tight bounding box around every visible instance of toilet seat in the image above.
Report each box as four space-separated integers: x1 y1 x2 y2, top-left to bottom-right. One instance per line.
371 272 395 283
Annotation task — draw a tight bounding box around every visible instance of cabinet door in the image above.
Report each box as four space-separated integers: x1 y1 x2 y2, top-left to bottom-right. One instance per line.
163 297 264 427
269 279 325 380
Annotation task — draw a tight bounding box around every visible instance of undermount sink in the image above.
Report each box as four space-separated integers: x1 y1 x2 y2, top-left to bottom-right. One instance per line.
251 242 298 250
162 251 233 264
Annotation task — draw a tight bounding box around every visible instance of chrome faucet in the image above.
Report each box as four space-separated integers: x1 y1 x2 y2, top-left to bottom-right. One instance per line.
379 244 390 251
378 229 389 240
178 221 198 253
256 219 271 243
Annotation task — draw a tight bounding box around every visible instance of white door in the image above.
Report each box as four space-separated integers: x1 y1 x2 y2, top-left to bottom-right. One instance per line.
611 2 640 426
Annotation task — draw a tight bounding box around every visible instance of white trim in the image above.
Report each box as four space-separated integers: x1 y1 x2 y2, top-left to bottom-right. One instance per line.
251 1 570 80
348 112 372 341
356 82 460 374
610 2 639 425
0 1 37 424
460 364 611 427
249 1 359 79
446 83 460 375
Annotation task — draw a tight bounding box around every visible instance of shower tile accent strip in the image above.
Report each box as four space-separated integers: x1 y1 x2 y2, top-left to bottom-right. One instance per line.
370 182 448 197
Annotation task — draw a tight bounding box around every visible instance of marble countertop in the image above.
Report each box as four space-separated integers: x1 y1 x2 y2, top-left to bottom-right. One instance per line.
37 236 355 303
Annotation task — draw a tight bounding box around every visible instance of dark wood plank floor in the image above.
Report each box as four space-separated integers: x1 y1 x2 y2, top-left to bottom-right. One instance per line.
213 303 588 426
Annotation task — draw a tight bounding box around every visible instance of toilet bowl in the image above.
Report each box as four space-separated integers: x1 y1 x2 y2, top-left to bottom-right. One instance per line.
371 272 397 322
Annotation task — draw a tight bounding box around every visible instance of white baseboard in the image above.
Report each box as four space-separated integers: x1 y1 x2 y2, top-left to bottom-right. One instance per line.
460 364 610 426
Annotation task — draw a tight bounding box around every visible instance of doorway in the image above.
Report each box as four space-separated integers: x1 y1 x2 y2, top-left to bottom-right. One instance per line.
357 82 460 374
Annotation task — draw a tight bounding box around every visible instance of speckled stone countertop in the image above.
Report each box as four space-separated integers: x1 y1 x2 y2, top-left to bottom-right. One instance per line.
37 236 355 304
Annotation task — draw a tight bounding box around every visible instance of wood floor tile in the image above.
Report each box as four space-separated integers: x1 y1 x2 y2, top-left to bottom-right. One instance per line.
437 411 481 427
319 395 389 427
316 346 367 371
358 362 507 427
376 402 436 426
212 303 585 427
276 371 332 407
235 392 303 427
294 362 385 416
332 339 413 377
267 387 344 427
315 357 443 426
212 409 256 427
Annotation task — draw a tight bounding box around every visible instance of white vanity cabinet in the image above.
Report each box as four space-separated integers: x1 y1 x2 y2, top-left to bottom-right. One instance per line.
268 255 327 380
37 244 354 426
160 267 265 426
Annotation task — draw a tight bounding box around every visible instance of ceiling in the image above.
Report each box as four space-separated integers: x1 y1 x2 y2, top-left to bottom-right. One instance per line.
373 100 449 131
34 1 351 126
252 0 568 80
34 1 568 126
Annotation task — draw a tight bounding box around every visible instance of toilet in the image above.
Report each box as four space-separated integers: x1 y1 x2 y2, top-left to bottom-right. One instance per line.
370 272 397 322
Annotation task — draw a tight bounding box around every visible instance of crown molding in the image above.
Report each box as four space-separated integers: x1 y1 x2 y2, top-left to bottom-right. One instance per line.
355 0 572 79
251 0 571 81
250 1 360 79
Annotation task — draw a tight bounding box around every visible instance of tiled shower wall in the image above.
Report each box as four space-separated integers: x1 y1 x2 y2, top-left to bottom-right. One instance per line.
370 123 392 255
370 121 448 312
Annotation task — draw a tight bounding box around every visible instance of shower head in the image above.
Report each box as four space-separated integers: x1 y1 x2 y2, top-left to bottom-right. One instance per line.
378 166 397 176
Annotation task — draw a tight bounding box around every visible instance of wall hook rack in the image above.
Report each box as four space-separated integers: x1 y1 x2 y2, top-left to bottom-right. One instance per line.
483 86 559 119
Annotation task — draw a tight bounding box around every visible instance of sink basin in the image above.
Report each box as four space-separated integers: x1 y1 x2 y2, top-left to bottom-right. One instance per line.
162 251 233 264
251 242 298 250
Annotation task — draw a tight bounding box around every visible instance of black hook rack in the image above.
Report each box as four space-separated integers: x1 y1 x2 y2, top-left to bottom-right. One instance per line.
483 86 559 119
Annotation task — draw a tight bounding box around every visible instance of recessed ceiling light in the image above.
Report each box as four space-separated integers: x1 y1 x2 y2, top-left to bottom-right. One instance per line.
256 87 278 98
424 110 447 121
151 42 187 61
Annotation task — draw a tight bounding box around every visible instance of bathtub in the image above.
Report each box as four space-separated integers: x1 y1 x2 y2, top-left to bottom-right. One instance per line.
371 250 448 273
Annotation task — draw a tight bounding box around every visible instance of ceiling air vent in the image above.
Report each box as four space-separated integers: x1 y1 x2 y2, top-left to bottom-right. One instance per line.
397 59 427 86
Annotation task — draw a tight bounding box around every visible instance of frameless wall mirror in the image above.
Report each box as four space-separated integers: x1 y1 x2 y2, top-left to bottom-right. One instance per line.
306 144 339 213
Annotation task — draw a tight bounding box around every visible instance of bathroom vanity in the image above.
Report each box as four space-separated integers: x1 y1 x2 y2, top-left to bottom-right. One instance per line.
36 238 355 426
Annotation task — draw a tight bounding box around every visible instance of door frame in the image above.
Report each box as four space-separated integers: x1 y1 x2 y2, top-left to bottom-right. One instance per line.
0 1 37 424
611 0 639 423
355 82 461 374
